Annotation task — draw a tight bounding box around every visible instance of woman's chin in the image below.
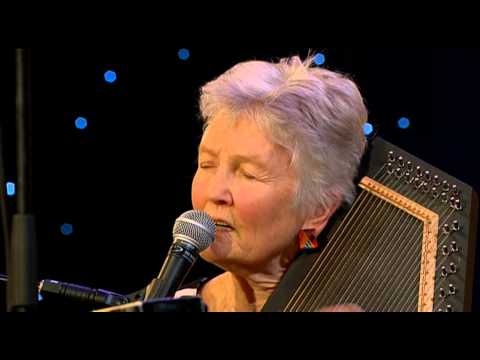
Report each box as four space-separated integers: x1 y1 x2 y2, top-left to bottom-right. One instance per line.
200 241 232 265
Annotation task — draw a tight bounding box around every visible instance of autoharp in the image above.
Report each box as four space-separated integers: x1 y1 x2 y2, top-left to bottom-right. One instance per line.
263 137 478 312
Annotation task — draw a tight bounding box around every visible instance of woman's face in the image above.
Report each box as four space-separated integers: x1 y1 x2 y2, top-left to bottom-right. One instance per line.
192 112 304 275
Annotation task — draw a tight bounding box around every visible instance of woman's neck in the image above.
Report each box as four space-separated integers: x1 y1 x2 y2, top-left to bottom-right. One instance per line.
201 270 285 312
231 272 278 312
201 245 299 312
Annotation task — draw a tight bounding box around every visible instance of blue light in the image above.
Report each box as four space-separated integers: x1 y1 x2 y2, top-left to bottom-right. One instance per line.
75 117 88 130
398 117 411 129
313 53 326 66
6 182 15 196
363 122 374 136
104 70 117 84
60 223 74 236
38 293 43 302
178 48 190 61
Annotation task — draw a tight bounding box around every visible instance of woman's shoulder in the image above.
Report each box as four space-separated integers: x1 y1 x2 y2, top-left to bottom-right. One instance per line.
195 272 231 308
174 273 228 299
127 276 219 301
174 277 211 298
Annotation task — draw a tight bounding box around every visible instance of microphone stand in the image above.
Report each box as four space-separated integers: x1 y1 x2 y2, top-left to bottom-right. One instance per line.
0 99 10 287
7 48 38 312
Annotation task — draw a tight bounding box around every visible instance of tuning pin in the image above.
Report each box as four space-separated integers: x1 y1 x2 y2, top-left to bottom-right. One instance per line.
387 163 394 175
388 151 395 162
397 156 405 168
446 304 454 312
414 178 423 189
452 221 460 232
455 199 463 211
442 245 450 256
433 175 441 186
448 284 457 296
442 180 450 193
422 184 430 193
424 170 432 182
449 262 457 274
441 192 448 203
450 196 457 209
451 242 459 253
404 172 412 184
431 187 439 199
451 185 460 197
441 266 449 277
443 224 451 235
406 161 413 172
395 168 403 178
439 288 446 298
416 166 423 178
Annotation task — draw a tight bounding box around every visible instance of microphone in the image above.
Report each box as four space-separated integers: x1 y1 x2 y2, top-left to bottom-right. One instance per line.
144 210 216 301
38 279 130 307
2 274 130 307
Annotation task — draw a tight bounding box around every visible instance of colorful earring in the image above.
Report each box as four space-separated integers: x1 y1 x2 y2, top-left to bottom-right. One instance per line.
298 229 319 250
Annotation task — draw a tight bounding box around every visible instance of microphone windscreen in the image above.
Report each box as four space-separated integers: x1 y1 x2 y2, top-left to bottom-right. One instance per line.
173 210 216 251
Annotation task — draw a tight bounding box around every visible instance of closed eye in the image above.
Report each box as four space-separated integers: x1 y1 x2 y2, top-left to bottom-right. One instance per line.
241 170 257 180
199 162 216 169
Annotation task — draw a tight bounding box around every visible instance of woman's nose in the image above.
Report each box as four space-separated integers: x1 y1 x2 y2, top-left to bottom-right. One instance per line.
207 170 233 206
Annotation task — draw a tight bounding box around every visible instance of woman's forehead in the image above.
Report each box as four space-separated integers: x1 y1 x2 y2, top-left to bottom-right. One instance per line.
199 112 295 170
203 112 270 143
201 118 276 156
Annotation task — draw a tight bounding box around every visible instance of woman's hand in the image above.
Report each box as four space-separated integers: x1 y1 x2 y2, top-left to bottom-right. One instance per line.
317 304 365 312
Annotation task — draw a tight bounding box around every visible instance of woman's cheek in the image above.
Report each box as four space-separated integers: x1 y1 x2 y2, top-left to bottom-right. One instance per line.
191 172 205 209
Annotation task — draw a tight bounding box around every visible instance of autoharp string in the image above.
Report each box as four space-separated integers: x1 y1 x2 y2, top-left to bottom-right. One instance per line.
284 164 388 311
352 175 437 312
287 182 382 311
393 205 455 312
308 170 421 311
332 178 425 312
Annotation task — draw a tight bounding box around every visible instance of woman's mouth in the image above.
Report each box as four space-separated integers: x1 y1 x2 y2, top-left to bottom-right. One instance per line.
215 221 234 232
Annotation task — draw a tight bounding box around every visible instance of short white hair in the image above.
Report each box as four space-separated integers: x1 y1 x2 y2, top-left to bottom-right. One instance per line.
199 55 368 217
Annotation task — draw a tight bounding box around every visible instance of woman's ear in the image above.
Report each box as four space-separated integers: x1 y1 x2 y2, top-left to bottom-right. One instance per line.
301 196 342 238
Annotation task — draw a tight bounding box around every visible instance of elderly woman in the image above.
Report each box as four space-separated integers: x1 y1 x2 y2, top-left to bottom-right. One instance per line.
186 55 368 312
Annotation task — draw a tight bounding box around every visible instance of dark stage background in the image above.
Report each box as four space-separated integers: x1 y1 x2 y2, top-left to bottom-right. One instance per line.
1 47 479 311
